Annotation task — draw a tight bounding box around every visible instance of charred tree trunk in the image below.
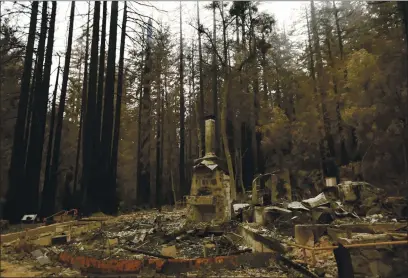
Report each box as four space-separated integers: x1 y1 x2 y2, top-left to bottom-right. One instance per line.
39 2 58 215
41 1 75 217
110 2 127 214
96 1 107 143
100 1 118 213
83 1 100 212
37 1 56 212
135 36 145 204
25 1 48 214
6 0 39 221
42 56 60 212
76 3 91 207
24 57 38 157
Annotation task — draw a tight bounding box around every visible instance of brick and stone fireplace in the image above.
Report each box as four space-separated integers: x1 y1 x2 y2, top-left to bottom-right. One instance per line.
186 116 232 223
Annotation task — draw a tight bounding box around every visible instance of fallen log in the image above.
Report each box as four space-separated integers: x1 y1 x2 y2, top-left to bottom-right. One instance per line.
122 246 174 259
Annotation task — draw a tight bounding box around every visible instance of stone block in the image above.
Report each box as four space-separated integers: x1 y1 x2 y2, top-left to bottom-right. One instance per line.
36 255 51 266
31 249 43 258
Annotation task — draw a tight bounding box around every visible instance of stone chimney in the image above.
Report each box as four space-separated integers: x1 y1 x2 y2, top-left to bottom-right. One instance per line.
204 115 216 156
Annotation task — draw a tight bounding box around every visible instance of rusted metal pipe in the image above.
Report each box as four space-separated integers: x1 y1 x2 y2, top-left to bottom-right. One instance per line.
287 240 408 251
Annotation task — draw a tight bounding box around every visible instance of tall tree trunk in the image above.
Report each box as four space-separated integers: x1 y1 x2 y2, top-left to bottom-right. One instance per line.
221 4 236 201
73 105 84 195
93 1 107 204
261 34 269 105
179 2 186 198
25 1 49 214
155 74 162 207
6 1 39 220
72 38 85 196
164 74 175 203
333 0 357 163
191 42 201 158
197 1 205 157
77 2 90 202
38 1 57 208
110 2 127 214
155 62 162 208
39 2 58 214
187 46 193 186
96 1 107 143
212 2 219 156
324 22 349 166
83 1 100 212
24 57 38 157
306 9 325 180
101 1 118 213
42 56 60 213
311 0 338 181
249 11 264 187
236 16 240 45
135 27 146 204
138 18 153 206
73 7 91 199
41 1 75 217
159 83 165 204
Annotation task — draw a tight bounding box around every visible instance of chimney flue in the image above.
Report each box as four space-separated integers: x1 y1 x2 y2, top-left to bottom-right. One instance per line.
204 116 216 155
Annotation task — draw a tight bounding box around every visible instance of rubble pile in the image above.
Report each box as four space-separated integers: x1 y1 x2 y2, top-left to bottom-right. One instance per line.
62 209 244 260
248 181 408 227
1 180 406 277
